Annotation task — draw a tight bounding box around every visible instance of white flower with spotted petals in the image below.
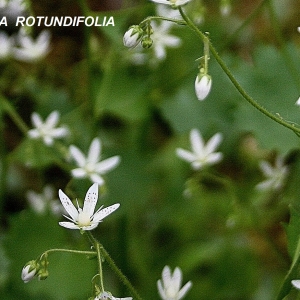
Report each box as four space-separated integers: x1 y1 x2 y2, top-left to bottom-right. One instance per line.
69 138 120 185
95 291 132 300
157 266 192 300
176 129 223 170
58 183 120 231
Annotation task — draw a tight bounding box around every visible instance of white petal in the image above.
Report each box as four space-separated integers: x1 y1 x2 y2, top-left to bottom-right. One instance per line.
59 221 79 230
71 168 87 178
259 161 274 177
94 156 120 174
28 129 40 139
161 265 172 288
90 173 105 185
92 203 120 223
43 136 54 146
87 138 101 163
205 152 223 165
292 280 300 290
176 148 196 163
83 183 98 217
205 133 223 154
190 129 204 155
178 281 192 299
172 267 183 293
31 112 43 128
70 145 86 167
157 280 167 299
58 189 78 221
45 111 59 128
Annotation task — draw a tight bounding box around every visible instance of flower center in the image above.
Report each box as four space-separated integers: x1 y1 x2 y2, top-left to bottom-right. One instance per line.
77 211 91 227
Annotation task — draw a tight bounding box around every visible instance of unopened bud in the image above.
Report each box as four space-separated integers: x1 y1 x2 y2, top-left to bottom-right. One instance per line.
21 260 39 283
123 25 144 48
141 36 153 49
195 73 212 101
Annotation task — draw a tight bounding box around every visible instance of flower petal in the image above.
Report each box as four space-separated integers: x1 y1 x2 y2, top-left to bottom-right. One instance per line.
190 129 204 155
178 281 192 299
94 156 120 174
176 148 196 163
172 267 182 293
59 221 79 230
87 138 101 163
205 133 223 155
45 111 59 128
31 112 43 128
83 183 98 217
70 145 86 167
71 168 87 178
58 189 78 221
92 203 120 223
90 173 105 185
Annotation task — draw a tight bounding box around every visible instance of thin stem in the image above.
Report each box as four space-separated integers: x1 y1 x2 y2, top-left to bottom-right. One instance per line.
40 248 96 259
140 15 186 27
87 232 143 300
1 94 29 135
95 242 105 292
178 7 300 136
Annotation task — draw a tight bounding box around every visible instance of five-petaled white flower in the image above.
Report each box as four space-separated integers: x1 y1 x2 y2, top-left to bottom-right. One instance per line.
150 0 192 8
157 265 192 300
176 128 223 170
13 29 51 62
58 183 120 231
256 155 288 191
28 111 69 146
69 137 120 185
94 291 132 300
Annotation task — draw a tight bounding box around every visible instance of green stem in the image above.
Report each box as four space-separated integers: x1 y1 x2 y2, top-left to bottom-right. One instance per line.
178 7 300 136
0 94 29 135
87 232 143 300
95 242 105 292
40 248 96 259
139 15 186 27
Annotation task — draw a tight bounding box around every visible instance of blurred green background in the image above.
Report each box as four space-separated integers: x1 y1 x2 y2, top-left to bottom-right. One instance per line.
2 0 300 299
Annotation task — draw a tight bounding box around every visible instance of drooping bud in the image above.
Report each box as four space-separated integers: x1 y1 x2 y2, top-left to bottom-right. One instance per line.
195 73 212 101
21 260 39 283
123 25 144 48
141 36 153 49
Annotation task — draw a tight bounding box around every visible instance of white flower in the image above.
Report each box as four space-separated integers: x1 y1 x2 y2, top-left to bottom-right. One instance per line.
157 266 192 300
13 29 50 62
256 155 288 191
0 31 13 60
150 21 181 60
58 183 120 231
95 291 132 300
28 111 69 146
150 0 192 8
295 97 300 106
70 138 120 185
123 25 144 48
26 185 63 216
21 261 38 283
195 74 212 101
292 280 300 290
176 128 223 170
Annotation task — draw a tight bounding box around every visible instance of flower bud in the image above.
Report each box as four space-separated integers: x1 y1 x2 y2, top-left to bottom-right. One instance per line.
195 73 212 101
38 269 49 281
141 36 153 49
123 25 144 48
21 260 38 283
